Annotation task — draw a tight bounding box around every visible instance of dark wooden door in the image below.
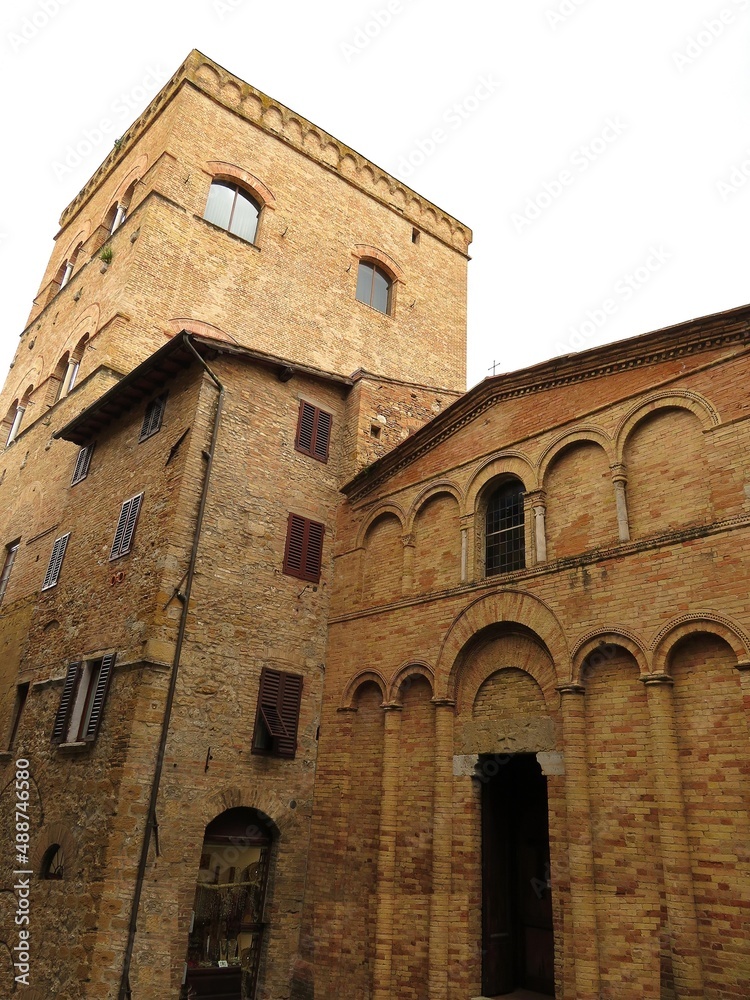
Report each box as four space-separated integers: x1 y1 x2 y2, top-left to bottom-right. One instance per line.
481 754 555 997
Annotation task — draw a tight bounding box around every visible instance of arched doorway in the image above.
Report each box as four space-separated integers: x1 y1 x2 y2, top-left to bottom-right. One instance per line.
183 808 273 1000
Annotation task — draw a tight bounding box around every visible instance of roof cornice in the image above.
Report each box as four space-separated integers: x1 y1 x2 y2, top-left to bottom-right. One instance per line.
344 303 750 503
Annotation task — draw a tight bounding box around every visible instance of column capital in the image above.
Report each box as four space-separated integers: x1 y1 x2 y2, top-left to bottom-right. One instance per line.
610 462 628 484
556 682 586 696
402 533 415 549
525 488 547 507
336 705 358 714
735 660 750 672
640 672 674 687
381 702 403 713
431 697 456 709
459 513 474 529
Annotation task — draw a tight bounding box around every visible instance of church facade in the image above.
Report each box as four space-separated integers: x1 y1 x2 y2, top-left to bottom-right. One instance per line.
0 50 748 1000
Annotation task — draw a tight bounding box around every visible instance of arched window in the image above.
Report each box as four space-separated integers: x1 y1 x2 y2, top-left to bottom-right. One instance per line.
57 242 83 290
204 180 261 243
356 259 393 314
39 843 65 880
485 478 525 575
184 808 273 1000
48 353 70 405
5 386 33 446
104 182 136 236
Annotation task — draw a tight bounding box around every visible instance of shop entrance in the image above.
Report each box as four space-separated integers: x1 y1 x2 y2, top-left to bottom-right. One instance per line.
481 753 554 997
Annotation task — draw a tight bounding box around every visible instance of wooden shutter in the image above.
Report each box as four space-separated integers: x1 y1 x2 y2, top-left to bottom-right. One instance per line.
71 444 94 485
295 401 332 463
283 514 324 582
110 493 143 559
42 533 70 590
139 394 167 441
276 672 303 758
313 410 332 461
295 402 316 455
255 667 302 758
83 652 116 742
51 661 81 744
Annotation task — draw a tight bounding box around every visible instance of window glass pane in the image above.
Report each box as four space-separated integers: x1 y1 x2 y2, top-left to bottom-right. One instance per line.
356 262 373 304
372 268 390 313
203 181 235 229
229 190 260 243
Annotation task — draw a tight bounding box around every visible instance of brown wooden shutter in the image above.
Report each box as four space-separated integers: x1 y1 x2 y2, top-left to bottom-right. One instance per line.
83 652 116 742
313 410 332 462
283 514 324 582
110 493 143 559
295 401 316 455
51 661 81 744
71 443 94 485
42 533 70 591
276 672 303 758
140 394 167 441
257 668 288 738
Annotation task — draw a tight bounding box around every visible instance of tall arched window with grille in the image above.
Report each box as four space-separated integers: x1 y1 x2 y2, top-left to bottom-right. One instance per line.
485 478 525 575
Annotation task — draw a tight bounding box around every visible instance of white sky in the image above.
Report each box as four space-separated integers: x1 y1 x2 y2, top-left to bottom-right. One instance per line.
1 0 749 390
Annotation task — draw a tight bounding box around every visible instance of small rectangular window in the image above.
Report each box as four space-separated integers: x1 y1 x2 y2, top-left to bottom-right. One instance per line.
0 539 20 605
283 514 325 582
139 393 167 442
294 401 332 463
51 653 116 745
252 667 303 758
41 533 70 591
71 443 94 485
110 493 143 560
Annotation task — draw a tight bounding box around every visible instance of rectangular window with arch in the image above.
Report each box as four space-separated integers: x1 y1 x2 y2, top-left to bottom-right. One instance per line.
139 393 167 442
51 653 116 745
252 667 303 758
110 493 143 560
42 533 70 591
71 443 94 485
283 514 325 582
295 400 332 463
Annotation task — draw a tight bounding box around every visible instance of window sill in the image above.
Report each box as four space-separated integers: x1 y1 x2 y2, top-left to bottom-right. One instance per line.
56 741 89 754
0 751 13 764
201 217 261 251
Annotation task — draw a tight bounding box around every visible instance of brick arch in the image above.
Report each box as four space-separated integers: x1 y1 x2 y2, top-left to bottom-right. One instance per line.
405 480 463 533
199 787 297 841
205 160 277 209
352 244 404 283
5 361 42 406
464 450 537 514
59 226 90 264
571 628 651 683
31 821 77 875
341 670 388 708
614 390 720 463
111 156 147 208
537 425 615 486
355 502 407 550
651 612 750 675
437 589 569 700
386 660 435 704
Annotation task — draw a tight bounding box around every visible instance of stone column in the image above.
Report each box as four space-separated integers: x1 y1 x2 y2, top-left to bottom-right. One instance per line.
373 704 402 1000
402 533 415 594
428 699 455 1000
460 513 474 583
526 489 548 564
610 464 631 542
641 674 705 998
557 683 600 1000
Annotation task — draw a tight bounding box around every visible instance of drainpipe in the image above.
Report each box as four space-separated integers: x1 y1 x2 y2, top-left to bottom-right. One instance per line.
118 333 224 999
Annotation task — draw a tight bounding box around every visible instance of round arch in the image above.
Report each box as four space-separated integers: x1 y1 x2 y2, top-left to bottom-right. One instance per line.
651 612 750 675
351 244 404 283
205 160 277 210
615 390 720 463
406 481 462 534
464 451 537 515
571 628 651 683
537 426 615 487
437 589 570 701
355 502 407 551
341 669 388 709
386 660 435 704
